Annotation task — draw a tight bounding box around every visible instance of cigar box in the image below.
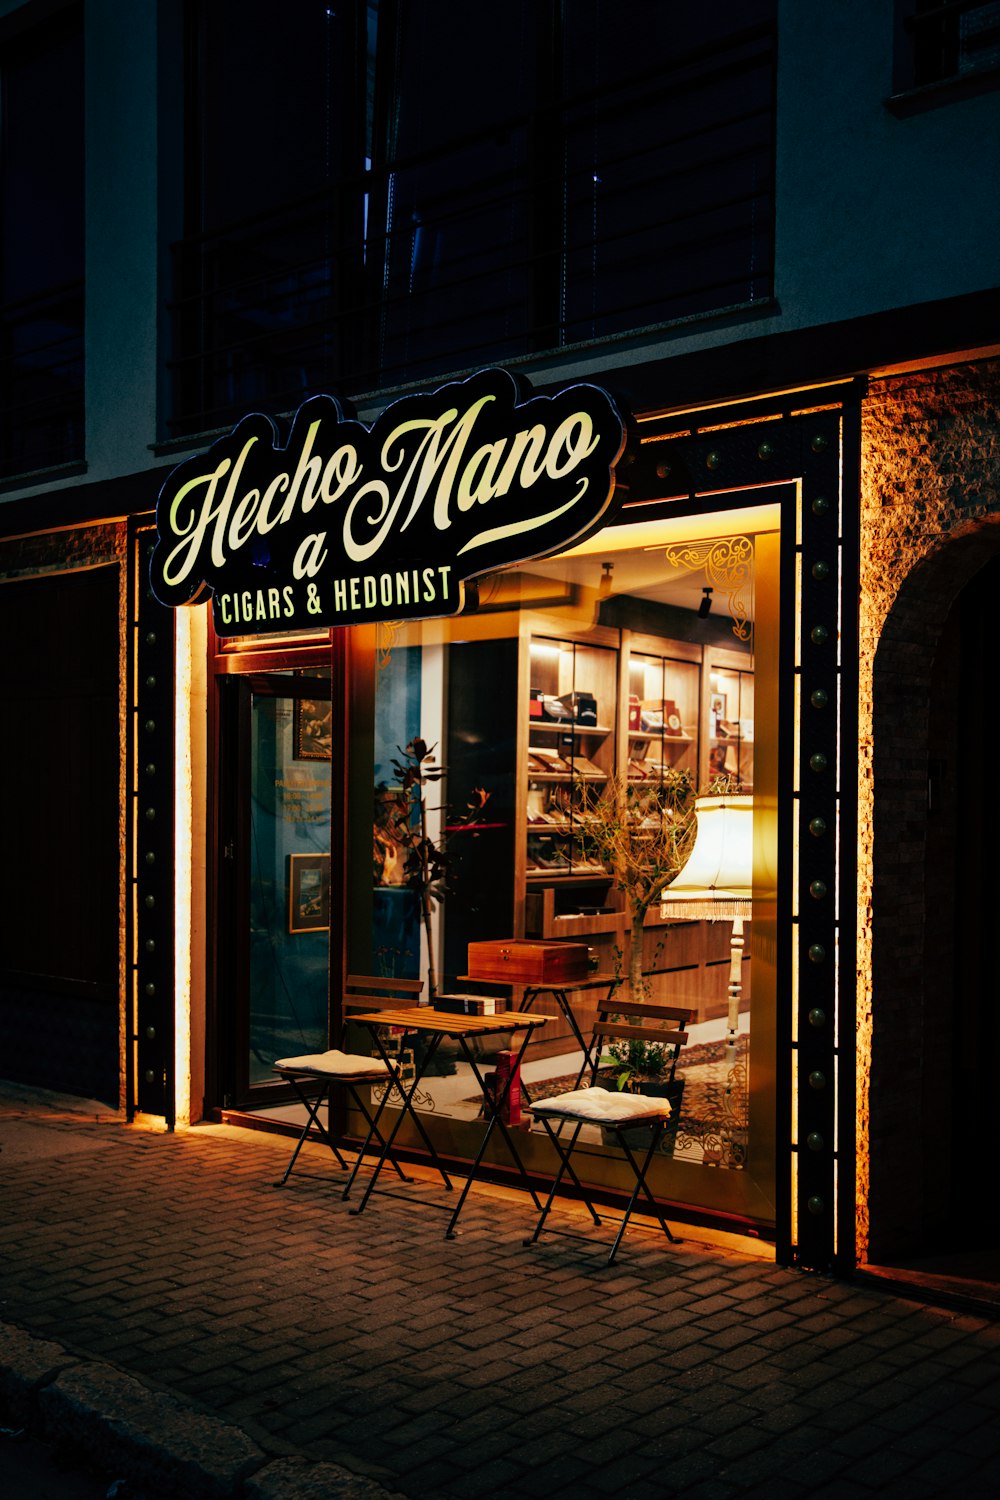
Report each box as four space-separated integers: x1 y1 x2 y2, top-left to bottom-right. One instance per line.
467 939 591 984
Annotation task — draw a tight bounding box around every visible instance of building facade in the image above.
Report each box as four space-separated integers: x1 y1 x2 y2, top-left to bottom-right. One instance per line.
2 0 999 1275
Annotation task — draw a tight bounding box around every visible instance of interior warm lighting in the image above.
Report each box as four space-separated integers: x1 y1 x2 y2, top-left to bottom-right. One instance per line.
698 587 713 618
553 505 781 561
661 795 753 1064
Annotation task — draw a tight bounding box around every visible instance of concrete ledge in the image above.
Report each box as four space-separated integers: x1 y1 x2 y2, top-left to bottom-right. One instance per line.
244 1457 407 1499
37 1362 262 1499
0 1323 76 1424
0 1322 402 1500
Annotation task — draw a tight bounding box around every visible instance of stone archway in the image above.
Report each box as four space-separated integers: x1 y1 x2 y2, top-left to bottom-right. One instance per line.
868 522 1000 1264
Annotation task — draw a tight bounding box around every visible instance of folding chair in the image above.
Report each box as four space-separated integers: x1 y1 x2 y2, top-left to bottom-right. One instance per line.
524 1000 690 1264
272 974 423 1197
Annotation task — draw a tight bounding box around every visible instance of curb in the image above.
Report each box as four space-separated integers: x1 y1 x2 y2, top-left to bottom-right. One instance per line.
0 1322 403 1500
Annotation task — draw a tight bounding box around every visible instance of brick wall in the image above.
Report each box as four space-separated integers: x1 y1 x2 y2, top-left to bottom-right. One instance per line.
859 357 1000 1260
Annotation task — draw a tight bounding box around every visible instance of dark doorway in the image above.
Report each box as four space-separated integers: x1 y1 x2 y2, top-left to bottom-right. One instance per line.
0 566 121 1106
896 552 1000 1298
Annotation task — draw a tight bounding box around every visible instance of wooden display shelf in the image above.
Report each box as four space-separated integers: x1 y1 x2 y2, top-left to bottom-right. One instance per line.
529 720 613 735
525 770 607 782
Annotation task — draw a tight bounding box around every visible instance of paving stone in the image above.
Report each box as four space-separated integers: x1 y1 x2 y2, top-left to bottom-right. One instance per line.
4 1088 1000 1500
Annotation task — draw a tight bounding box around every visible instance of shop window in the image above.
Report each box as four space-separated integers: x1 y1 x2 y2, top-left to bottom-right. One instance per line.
0 6 84 482
168 0 775 436
894 1 1000 92
351 503 780 1227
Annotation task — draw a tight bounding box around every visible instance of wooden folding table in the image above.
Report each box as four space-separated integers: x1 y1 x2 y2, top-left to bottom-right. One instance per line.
347 1006 550 1237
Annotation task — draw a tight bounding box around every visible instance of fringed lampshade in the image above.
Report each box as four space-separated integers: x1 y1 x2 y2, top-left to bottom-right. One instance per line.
660 794 753 920
661 794 753 1068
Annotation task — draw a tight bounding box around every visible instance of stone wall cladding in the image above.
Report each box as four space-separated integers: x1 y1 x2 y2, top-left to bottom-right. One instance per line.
859 356 1000 1260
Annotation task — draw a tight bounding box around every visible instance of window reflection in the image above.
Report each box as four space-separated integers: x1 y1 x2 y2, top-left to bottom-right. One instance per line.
360 515 771 1177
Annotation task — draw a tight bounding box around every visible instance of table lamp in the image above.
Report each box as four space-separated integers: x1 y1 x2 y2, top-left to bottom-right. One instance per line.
659 794 753 1068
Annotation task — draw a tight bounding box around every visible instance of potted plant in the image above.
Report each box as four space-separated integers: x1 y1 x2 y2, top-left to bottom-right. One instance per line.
598 1030 686 1156
374 736 490 1003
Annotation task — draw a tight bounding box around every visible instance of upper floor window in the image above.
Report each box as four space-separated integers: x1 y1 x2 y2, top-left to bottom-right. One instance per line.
168 1 775 439
0 5 84 483
896 1 1000 90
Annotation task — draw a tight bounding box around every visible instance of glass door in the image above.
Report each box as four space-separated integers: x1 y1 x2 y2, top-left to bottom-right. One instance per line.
216 672 332 1107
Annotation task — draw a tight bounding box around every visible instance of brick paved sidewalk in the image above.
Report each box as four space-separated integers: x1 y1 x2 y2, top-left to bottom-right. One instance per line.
2 1083 1000 1499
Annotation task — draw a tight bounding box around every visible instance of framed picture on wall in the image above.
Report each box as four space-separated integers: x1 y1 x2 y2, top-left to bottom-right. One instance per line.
294 698 333 760
288 853 331 932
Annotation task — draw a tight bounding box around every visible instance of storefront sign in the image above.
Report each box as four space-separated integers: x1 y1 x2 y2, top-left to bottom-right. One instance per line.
149 368 626 635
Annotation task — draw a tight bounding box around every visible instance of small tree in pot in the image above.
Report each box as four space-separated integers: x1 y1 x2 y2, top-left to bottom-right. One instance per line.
586 768 696 1002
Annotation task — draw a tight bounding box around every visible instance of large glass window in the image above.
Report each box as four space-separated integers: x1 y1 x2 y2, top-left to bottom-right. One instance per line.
346 501 780 1228
170 1 775 435
0 6 84 480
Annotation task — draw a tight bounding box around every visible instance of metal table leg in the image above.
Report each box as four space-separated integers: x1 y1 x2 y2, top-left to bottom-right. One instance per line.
443 1022 543 1238
350 1027 454 1216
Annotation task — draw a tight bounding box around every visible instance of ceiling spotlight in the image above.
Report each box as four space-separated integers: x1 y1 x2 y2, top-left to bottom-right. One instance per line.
599 561 615 598
698 587 713 619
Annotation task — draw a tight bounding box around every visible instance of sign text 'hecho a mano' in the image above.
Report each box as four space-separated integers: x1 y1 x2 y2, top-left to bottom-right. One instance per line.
149 368 626 636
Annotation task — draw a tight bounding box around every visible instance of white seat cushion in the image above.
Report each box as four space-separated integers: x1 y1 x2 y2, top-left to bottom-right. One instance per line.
530 1085 671 1124
274 1049 391 1077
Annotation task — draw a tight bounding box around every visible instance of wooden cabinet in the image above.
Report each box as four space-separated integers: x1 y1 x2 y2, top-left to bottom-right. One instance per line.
626 648 701 786
439 612 753 1033
706 660 754 790
513 621 752 1025
525 635 617 883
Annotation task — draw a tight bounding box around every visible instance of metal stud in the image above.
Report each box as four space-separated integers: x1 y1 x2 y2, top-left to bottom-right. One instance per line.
145 1026 156 1041
145 807 156 821
810 433 829 453
758 440 774 460
811 560 830 580
808 1070 826 1090
145 675 156 689
808 1007 826 1028
808 817 827 837
144 982 156 997
811 495 830 515
146 763 156 776
810 625 829 645
809 879 827 900
810 688 829 709
144 939 156 953
145 851 155 865
809 752 828 772
705 449 721 470
145 894 156 909
144 1069 156 1084
808 944 826 964
807 1195 825 1215
145 632 157 646
806 1131 824 1151
144 719 156 733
